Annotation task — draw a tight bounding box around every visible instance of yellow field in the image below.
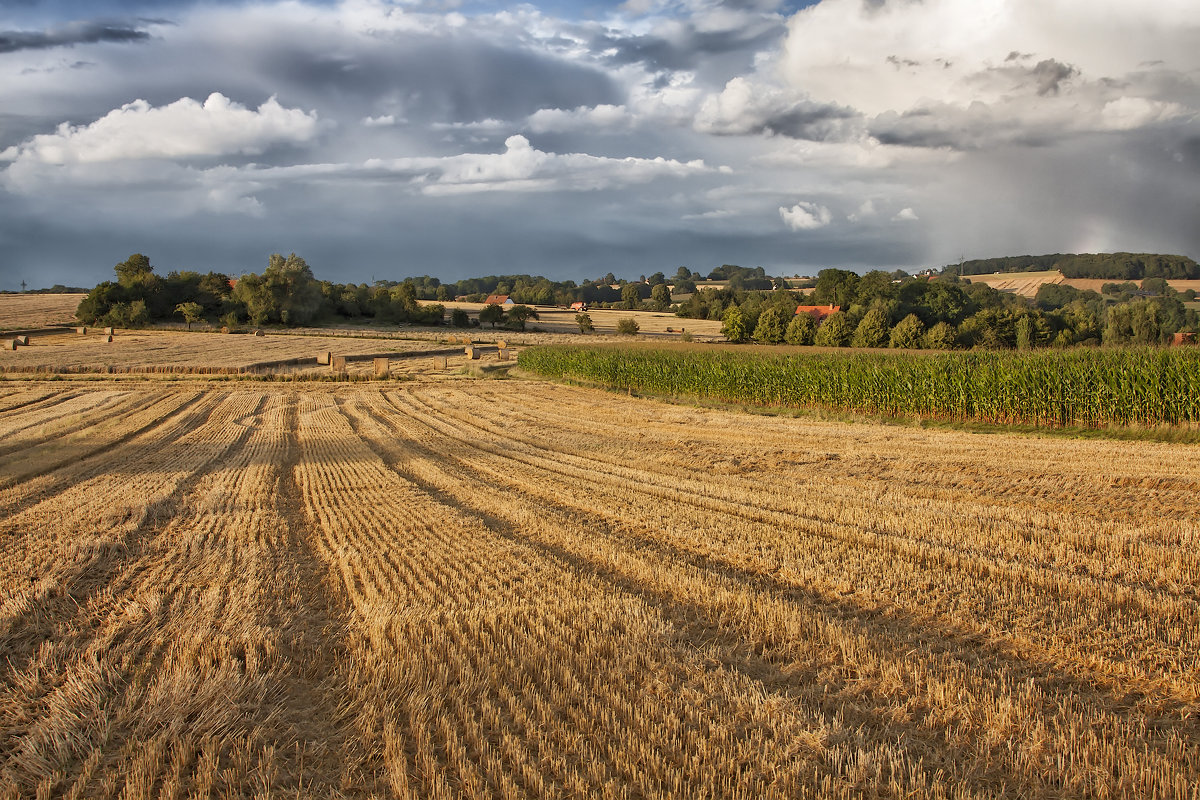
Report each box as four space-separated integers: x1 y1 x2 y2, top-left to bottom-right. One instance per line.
432 302 724 339
962 271 1200 298
1 375 1197 798
0 329 463 375
0 294 86 331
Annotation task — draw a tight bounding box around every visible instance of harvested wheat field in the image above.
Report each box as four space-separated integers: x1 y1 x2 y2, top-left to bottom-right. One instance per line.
1 377 1198 799
0 329 458 375
0 294 86 331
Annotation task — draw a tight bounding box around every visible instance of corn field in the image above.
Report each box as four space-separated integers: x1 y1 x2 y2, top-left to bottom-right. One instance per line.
1 378 1198 798
518 344 1200 428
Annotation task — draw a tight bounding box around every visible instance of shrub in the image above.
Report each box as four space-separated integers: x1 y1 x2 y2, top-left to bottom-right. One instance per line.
616 318 640 336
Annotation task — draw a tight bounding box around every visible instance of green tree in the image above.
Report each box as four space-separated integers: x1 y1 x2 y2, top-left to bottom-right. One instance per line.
814 311 853 347
752 307 786 344
506 304 539 331
851 307 890 348
784 313 816 345
450 308 470 327
921 321 957 350
114 253 155 288
175 301 204 331
650 283 672 311
889 313 925 348
721 306 748 342
616 317 640 335
479 303 505 329
1016 315 1037 350
812 269 860 307
621 283 642 310
575 313 595 333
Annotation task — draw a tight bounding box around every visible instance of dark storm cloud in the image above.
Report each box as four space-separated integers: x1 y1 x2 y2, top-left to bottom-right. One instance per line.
869 106 1056 150
1030 58 1077 96
591 22 783 72
258 37 620 124
0 20 160 53
707 99 859 140
762 102 858 139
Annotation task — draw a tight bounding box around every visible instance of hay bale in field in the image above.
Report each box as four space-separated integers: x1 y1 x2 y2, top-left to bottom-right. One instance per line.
331 355 347 373
220 326 230 334
441 356 448 369
465 346 480 360
76 326 87 335
14 335 28 346
316 351 332 366
374 357 390 378
253 329 264 337
496 340 507 349
3 339 16 351
103 326 115 335
104 334 114 343
497 348 508 361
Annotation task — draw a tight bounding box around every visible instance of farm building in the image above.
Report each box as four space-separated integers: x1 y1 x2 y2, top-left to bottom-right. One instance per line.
570 301 588 311
484 295 515 306
1170 332 1196 346
794 304 841 324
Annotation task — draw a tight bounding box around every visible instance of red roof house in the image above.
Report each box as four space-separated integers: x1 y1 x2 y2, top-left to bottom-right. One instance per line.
484 294 514 305
570 301 588 311
794 304 841 323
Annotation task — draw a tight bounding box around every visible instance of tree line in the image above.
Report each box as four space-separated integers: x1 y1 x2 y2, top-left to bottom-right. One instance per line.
76 253 445 329
678 268 1199 348
946 252 1200 280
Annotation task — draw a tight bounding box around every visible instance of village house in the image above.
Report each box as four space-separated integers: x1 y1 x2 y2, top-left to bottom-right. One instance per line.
794 304 841 324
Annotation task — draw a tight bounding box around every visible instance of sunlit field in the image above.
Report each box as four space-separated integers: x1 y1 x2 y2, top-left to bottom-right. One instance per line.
0 294 86 331
1 369 1197 798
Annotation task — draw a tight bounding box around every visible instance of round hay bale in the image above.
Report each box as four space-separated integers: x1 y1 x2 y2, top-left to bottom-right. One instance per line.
220 326 230 334
14 335 29 346
3 339 16 351
105 334 114 343
254 329 264 337
76 326 87 335
103 326 115 335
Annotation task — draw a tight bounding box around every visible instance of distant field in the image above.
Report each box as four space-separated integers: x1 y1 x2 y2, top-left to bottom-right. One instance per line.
0 329 456 375
0 293 85 330
433 301 724 338
963 271 1200 298
1 378 1197 797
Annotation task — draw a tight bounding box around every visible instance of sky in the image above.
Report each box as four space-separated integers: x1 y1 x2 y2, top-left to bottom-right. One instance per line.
0 0 1198 288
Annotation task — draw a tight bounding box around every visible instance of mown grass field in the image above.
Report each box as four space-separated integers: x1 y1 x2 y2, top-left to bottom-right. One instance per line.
1 372 1198 798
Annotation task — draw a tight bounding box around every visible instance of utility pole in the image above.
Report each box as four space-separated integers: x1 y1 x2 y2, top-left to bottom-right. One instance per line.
20 280 27 293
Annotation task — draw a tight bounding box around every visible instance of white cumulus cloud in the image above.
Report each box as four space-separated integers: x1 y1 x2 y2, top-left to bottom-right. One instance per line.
779 201 831 230
893 207 919 222
526 105 635 134
1 93 320 165
365 134 713 194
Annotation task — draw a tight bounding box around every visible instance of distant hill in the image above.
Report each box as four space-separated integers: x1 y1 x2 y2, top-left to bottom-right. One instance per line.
945 253 1199 280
